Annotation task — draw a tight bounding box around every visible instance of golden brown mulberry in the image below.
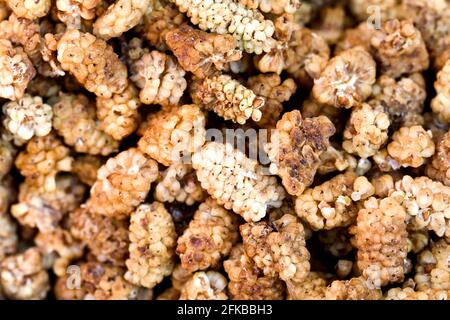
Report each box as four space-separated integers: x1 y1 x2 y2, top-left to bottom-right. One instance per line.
179 271 228 300
325 277 382 300
96 85 141 141
342 103 390 158
266 214 310 283
125 202 177 288
192 142 285 222
177 198 239 272
57 30 128 98
240 214 310 283
11 175 85 233
370 19 429 78
190 74 264 125
170 0 277 54
69 207 129 266
247 74 296 128
154 163 206 205
6 0 50 19
286 272 327 300
56 0 102 28
79 262 139 300
224 245 284 300
141 0 185 51
0 39 35 101
385 287 449 300
350 197 409 287
93 0 151 39
387 126 435 168
35 229 84 277
0 248 49 300
0 14 42 65
53 93 119 156
129 50 186 107
312 46 376 109
3 95 53 142
72 155 104 186
431 60 450 125
402 0 450 69
372 74 426 129
166 25 242 79
415 240 450 291
426 130 450 186
239 0 300 14
265 110 335 196
14 133 73 192
295 171 374 230
391 176 450 239
86 148 159 220
284 26 330 87
138 104 206 166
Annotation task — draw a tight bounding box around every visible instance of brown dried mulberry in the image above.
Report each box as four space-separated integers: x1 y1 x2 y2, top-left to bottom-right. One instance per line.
57 30 128 98
69 207 129 266
0 248 49 300
0 39 35 101
350 197 409 287
170 0 277 54
177 198 239 272
86 148 159 220
166 25 242 79
96 85 141 141
179 271 228 300
415 240 450 291
247 74 296 128
224 245 284 300
312 46 376 109
265 110 335 196
154 163 206 205
125 202 177 288
93 0 151 40
342 103 390 158
53 93 119 156
192 142 285 222
295 171 374 230
190 74 264 125
14 133 73 192
11 175 85 233
386 126 435 168
370 19 429 78
138 104 206 166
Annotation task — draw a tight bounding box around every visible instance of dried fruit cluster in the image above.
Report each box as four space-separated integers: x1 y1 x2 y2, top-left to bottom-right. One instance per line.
1 0 450 301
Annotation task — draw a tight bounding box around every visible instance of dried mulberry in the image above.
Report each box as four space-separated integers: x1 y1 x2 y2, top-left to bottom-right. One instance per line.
265 110 335 196
125 202 177 288
86 148 159 220
177 198 239 272
192 142 285 222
